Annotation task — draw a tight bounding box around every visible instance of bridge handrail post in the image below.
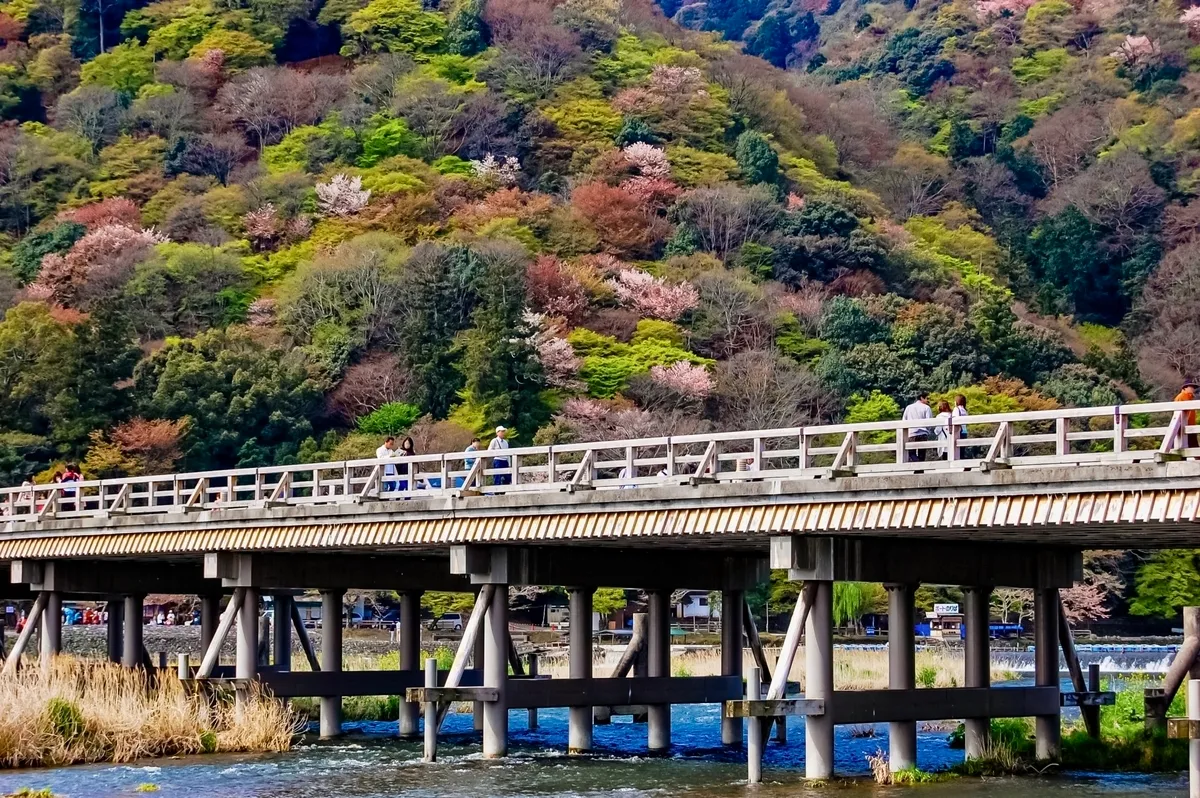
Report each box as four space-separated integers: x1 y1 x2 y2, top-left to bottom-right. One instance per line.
1055 417 1069 457
1114 406 1128 454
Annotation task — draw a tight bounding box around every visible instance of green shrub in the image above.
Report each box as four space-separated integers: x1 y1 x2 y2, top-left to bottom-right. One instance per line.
45 697 85 743
916 665 938 688
356 402 422 435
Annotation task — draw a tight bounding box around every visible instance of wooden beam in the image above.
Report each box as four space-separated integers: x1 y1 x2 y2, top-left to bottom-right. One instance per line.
407 687 498 704
725 698 825 718
290 601 320 672
436 584 495 730
1 592 45 676
506 675 741 710
212 668 483 698
197 588 243 679
831 687 1060 725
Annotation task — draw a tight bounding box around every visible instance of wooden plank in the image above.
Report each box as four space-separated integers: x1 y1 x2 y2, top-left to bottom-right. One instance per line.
506 676 741 710
406 687 499 704
1061 691 1115 707
250 668 482 698
725 699 825 718
831 687 1060 725
1168 718 1200 739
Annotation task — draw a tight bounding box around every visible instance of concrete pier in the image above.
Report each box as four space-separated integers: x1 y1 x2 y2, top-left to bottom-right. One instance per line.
964 586 992 759
320 589 343 738
647 589 671 754
237 587 259 708
568 587 593 754
721 589 744 747
40 591 61 670
200 594 220 653
273 594 292 670
106 598 123 664
886 583 916 771
1035 587 1061 760
398 591 422 738
473 614 486 733
805 581 833 780
482 583 508 758
122 593 143 668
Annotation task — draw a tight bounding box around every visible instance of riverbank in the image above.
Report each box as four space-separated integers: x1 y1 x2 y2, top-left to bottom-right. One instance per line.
0 659 297 769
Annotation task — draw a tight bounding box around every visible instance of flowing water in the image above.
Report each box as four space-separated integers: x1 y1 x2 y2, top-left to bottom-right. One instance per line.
0 705 1185 798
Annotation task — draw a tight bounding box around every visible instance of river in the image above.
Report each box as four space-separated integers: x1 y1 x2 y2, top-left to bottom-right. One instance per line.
0 704 1186 798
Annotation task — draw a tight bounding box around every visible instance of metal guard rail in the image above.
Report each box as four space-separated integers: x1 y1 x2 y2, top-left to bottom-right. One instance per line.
4 401 1200 522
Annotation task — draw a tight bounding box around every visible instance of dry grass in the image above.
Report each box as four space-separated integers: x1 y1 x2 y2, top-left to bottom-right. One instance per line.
865 749 891 784
0 658 298 768
538 646 997 690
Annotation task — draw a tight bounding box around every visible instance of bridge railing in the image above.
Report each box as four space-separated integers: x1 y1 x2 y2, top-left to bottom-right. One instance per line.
4 401 1199 522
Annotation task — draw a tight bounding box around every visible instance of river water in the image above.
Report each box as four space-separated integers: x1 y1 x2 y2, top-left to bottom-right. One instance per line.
0 705 1186 798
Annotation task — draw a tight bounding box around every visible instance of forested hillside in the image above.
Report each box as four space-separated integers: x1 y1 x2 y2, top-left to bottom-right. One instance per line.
0 0 1191 614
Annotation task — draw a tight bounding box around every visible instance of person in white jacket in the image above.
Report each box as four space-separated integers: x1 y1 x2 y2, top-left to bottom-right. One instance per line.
488 426 511 485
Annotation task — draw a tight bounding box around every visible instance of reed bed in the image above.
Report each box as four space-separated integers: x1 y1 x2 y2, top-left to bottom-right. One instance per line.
0 658 298 768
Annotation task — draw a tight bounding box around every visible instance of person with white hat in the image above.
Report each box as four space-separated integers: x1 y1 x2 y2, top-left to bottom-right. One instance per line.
488 425 511 485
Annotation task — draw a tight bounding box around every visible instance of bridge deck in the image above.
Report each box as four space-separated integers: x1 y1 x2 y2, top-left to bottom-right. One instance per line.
3 401 1200 559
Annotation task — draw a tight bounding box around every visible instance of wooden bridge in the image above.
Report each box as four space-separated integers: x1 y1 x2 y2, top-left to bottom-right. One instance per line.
2 400 1200 780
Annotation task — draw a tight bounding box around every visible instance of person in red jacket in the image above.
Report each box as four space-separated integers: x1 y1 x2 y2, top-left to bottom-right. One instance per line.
1175 380 1198 450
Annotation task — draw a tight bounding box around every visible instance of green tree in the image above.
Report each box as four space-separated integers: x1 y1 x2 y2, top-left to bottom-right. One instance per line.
592 588 627 616
1130 550 1200 618
745 14 794 69
734 130 780 187
400 243 484 418
455 243 549 436
79 42 155 96
0 302 137 452
10 222 85 284
133 326 324 468
342 0 447 58
833 582 886 632
421 591 475 619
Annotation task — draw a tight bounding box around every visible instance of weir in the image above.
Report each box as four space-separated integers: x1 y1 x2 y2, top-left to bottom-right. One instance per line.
3 400 1200 778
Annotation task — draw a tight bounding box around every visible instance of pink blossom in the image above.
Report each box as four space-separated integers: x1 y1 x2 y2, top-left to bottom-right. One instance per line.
650 361 713 398
974 0 1037 19
607 269 699 321
560 397 612 421
622 142 670 178
786 192 806 211
1182 7 1200 37
33 223 165 307
470 153 521 185
1111 35 1161 68
316 174 370 217
524 310 582 388
649 65 705 96
247 298 276 327
243 203 281 248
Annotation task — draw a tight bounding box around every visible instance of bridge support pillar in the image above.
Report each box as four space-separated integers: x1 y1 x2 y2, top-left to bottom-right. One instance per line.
886 583 916 771
805 580 834 780
482 582 508 758
964 586 992 759
106 598 123 664
568 587 594 754
473 608 486 733
320 589 343 738
1035 587 1061 760
398 590 423 739
721 588 744 747
237 587 259 708
272 594 292 670
39 591 61 671
200 593 221 654
122 594 144 668
647 589 671 754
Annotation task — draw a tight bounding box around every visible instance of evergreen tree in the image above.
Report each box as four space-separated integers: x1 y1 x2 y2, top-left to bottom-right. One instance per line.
734 129 780 187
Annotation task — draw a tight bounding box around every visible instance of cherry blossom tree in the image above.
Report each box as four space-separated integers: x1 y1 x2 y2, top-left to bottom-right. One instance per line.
649 361 714 398
471 153 521 185
526 255 589 322
525 310 581 388
34 224 166 308
974 0 1037 20
316 174 371 217
243 203 282 250
607 268 699 320
622 142 670 178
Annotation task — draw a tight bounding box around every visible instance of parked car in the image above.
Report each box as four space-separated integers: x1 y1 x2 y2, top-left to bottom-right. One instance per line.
429 612 464 631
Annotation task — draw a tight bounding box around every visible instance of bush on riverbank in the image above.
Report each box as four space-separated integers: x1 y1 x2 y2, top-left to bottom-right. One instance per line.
0 658 298 767
949 682 1187 774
